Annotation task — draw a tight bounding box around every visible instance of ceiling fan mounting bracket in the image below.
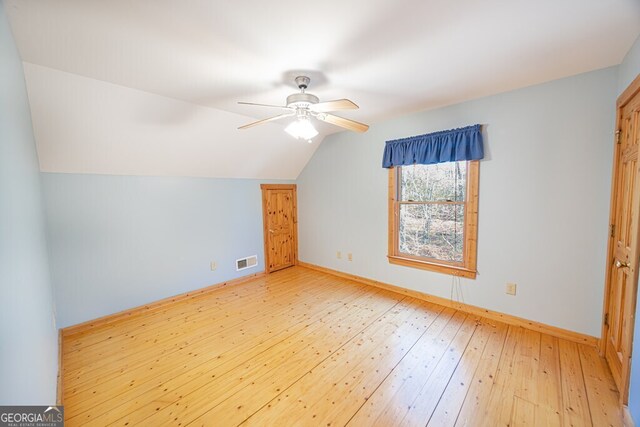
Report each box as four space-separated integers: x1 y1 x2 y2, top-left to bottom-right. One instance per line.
295 75 310 90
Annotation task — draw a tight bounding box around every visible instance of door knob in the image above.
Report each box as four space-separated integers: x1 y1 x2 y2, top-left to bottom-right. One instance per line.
269 229 274 233
615 260 630 268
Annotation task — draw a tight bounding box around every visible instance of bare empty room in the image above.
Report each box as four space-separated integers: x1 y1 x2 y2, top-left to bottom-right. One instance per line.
1 1 640 426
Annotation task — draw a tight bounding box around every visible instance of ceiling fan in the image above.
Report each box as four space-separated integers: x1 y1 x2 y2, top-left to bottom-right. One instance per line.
237 76 369 142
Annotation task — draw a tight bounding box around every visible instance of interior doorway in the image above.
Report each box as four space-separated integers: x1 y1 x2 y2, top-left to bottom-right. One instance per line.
261 184 298 273
601 73 640 404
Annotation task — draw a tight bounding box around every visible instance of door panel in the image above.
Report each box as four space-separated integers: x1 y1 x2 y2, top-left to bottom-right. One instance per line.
604 82 640 404
261 185 297 273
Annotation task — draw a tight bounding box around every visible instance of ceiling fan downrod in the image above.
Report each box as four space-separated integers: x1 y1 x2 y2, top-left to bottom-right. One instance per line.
287 76 318 109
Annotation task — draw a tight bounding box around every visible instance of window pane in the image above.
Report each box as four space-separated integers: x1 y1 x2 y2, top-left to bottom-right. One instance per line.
400 162 466 202
399 203 464 262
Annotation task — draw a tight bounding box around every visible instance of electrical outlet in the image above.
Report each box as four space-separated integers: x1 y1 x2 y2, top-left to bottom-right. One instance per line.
337 251 342 259
348 253 353 261
506 283 517 296
210 261 217 271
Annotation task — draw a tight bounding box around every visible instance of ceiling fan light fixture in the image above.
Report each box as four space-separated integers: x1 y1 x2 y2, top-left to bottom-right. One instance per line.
285 118 318 141
238 75 369 135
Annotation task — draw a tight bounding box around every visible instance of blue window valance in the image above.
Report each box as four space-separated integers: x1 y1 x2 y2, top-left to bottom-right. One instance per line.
382 124 484 168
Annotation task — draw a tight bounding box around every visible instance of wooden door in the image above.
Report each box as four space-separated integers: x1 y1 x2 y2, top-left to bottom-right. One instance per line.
261 184 298 273
602 74 640 404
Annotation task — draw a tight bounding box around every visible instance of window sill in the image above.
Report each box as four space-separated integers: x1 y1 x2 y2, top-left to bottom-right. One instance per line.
387 255 477 279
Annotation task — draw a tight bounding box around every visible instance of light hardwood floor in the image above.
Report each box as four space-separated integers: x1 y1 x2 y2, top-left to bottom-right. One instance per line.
61 266 623 426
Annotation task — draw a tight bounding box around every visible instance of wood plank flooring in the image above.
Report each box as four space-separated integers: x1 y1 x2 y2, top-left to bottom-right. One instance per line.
61 266 623 426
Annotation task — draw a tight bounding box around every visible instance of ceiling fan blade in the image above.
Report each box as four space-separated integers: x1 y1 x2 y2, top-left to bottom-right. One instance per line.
317 113 369 133
238 113 294 130
310 99 359 112
238 101 292 110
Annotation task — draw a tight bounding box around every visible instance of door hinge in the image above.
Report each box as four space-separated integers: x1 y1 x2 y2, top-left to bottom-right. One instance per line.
615 129 621 144
604 313 609 326
610 224 616 238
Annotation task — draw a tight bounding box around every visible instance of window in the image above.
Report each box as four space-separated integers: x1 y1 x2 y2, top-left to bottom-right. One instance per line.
388 160 479 278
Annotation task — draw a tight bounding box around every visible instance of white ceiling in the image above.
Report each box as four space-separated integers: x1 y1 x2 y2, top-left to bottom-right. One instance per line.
6 0 640 179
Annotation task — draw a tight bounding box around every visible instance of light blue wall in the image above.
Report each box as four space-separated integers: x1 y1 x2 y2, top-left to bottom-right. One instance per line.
618 34 640 96
297 67 617 338
0 1 58 404
621 33 640 425
42 173 291 327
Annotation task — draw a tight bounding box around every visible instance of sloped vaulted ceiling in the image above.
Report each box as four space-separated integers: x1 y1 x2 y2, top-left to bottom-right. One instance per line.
6 0 640 179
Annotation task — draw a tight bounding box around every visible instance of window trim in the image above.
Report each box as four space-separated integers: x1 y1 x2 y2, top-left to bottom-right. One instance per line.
387 160 479 279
